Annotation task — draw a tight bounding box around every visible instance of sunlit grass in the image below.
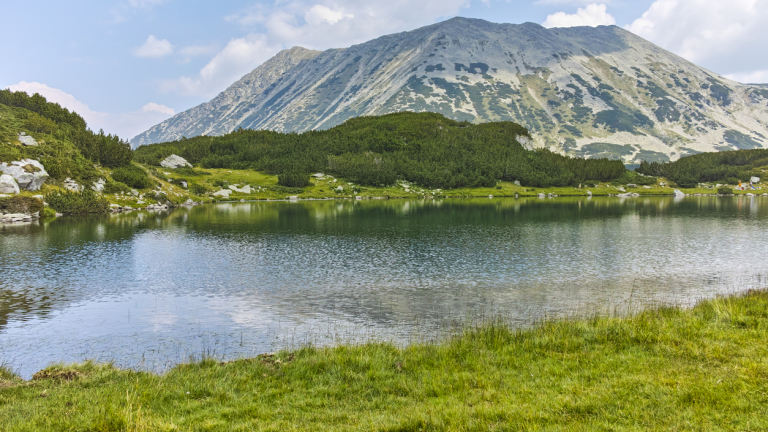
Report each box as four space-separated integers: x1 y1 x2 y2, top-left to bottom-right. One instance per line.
2 290 767 430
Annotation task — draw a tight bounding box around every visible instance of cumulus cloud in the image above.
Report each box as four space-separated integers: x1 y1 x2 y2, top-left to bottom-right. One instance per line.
166 0 481 97
132 35 174 58
626 0 768 79
542 3 616 28
6 81 175 139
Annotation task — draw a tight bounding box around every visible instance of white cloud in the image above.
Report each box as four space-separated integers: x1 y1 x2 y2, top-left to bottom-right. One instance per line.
132 35 174 58
725 70 768 85
168 0 480 98
6 81 175 139
160 34 279 97
543 3 616 28
304 5 354 26
626 0 768 78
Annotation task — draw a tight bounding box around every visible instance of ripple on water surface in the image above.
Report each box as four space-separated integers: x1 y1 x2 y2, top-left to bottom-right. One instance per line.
1 196 768 377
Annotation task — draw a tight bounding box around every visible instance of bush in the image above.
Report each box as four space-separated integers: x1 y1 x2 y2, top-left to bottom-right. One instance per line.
45 189 109 214
111 165 152 189
717 187 733 195
278 172 310 188
189 183 210 195
172 167 210 177
0 196 44 214
674 174 698 189
103 180 131 194
41 207 57 218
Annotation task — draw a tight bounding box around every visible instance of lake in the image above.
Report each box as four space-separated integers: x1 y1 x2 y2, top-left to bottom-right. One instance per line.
2 196 767 378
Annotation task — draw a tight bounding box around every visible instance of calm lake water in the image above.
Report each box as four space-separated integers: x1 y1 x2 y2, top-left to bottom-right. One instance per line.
2 196 768 378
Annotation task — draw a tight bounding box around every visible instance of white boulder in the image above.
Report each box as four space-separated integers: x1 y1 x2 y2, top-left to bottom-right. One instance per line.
673 189 685 197
213 189 232 198
0 159 49 191
160 155 192 169
92 178 105 192
17 132 38 146
63 178 81 192
0 174 20 194
751 177 760 184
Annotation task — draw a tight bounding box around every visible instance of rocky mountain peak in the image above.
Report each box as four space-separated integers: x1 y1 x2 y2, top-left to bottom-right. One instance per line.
132 18 768 164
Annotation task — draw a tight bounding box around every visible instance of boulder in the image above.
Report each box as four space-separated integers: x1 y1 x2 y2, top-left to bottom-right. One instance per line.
514 181 521 186
213 189 232 197
64 178 81 192
538 193 545 198
160 155 192 169
673 189 685 197
17 132 38 146
335 186 344 192
0 174 20 194
751 177 760 184
312 173 325 178
92 178 105 192
0 159 49 191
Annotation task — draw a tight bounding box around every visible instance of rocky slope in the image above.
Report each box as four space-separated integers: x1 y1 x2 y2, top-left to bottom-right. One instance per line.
132 18 768 163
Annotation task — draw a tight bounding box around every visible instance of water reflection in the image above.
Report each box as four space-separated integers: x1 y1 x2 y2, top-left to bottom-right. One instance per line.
1 197 768 378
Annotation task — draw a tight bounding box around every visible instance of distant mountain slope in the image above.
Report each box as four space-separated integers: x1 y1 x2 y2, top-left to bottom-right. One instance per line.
132 17 768 163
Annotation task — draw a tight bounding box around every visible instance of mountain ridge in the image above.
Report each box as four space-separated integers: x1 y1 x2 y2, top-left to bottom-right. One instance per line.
132 17 768 164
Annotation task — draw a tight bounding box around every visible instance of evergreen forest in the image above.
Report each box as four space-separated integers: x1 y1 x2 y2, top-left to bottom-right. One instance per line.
134 112 627 189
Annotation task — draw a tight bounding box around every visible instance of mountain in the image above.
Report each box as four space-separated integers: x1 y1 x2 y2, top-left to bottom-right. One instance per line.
132 17 768 163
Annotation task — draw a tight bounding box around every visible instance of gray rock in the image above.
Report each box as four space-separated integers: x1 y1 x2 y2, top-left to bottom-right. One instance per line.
513 180 521 186
673 189 686 197
131 189 139 197
213 189 232 197
64 178 81 192
92 178 106 192
0 174 20 194
17 133 38 146
538 193 545 198
0 159 49 191
335 186 344 192
160 155 192 169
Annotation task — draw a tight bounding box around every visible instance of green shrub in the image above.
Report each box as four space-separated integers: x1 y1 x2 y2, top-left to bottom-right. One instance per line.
674 174 698 189
172 167 210 177
717 187 733 195
41 207 57 218
189 183 210 195
278 172 310 188
0 196 44 214
103 180 131 194
111 165 152 189
45 189 109 214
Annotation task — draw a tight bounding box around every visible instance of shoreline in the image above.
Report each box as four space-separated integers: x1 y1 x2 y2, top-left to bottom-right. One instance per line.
2 288 766 430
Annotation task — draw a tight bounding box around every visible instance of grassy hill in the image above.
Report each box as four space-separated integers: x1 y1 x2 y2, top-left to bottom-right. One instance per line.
135 112 629 189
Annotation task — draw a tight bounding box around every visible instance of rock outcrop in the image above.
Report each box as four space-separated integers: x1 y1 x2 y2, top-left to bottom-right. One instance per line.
0 159 49 191
160 154 192 169
0 174 20 194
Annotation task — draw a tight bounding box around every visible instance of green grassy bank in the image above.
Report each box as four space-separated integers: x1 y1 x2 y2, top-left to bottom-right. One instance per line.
2 291 767 431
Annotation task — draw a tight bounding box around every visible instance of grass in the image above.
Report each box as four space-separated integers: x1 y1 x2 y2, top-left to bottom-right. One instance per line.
2 291 768 431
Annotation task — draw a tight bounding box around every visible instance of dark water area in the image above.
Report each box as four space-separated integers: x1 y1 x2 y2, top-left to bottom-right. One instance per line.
2 196 767 378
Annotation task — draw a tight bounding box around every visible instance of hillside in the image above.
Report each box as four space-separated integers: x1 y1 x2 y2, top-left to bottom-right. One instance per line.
132 17 768 164
134 112 628 189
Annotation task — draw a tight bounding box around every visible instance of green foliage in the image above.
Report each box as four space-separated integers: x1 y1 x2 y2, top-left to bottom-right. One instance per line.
110 165 152 189
0 196 44 214
44 189 109 214
0 90 133 172
41 207 57 218
135 112 629 189
717 187 734 194
277 171 311 188
171 166 210 177
189 182 210 195
637 149 768 185
103 179 131 194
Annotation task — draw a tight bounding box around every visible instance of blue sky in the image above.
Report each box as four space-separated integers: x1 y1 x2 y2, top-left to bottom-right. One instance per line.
2 0 767 139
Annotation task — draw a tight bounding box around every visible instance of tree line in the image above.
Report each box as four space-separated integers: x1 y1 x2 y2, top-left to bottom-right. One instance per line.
0 89 133 168
636 149 768 187
135 112 627 189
